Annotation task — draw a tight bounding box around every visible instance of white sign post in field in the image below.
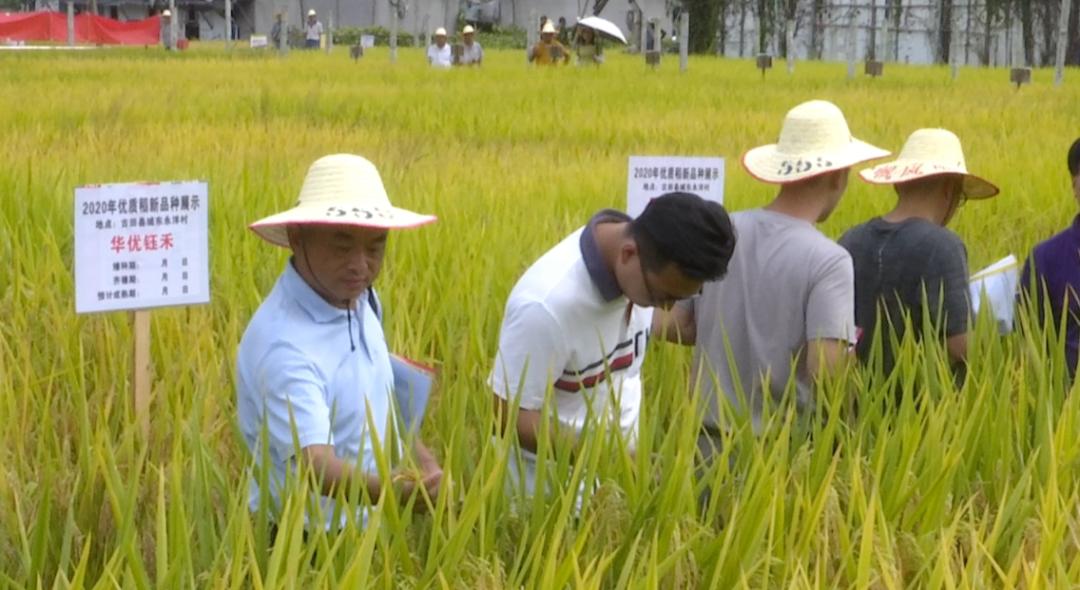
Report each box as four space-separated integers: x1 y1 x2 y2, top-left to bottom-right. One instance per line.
74 180 209 436
626 156 725 218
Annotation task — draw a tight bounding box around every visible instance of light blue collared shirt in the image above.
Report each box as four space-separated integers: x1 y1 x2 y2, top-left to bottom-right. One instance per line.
236 261 395 529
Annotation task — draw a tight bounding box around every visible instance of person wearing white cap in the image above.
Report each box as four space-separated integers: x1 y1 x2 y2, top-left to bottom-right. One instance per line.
489 193 736 500
304 9 322 49
426 27 452 68
457 25 483 66
654 99 889 444
237 154 443 534
159 9 175 51
839 129 999 381
528 21 570 65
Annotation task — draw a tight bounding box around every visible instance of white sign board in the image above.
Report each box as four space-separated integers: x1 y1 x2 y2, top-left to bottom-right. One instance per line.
626 156 725 218
74 181 210 314
360 34 375 48
970 254 1019 335
250 34 268 48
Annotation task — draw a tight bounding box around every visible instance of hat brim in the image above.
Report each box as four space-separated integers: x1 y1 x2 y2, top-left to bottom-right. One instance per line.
858 160 999 199
741 138 890 184
250 204 437 248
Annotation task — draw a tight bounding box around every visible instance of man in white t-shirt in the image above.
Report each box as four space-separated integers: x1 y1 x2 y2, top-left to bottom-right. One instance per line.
427 27 452 68
304 9 323 49
489 192 737 498
654 100 889 452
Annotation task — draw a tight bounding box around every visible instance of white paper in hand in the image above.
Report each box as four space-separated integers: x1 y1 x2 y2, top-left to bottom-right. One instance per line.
969 254 1019 334
391 355 435 433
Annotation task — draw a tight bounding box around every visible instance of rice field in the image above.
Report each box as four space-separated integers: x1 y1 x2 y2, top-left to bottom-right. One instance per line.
2 44 1080 588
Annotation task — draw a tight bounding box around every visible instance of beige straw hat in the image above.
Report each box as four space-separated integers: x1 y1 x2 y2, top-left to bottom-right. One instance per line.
859 128 999 199
434 27 447 36
541 22 557 34
250 154 436 248
161 9 171 17
307 8 316 16
742 100 890 184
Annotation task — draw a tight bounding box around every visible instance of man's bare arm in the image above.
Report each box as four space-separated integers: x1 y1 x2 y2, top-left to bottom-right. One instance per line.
301 443 442 508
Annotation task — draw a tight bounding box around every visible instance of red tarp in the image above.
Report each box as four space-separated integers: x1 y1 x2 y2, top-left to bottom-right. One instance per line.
0 11 161 45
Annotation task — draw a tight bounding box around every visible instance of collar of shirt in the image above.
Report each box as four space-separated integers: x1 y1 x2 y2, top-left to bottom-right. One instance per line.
281 259 357 324
579 209 630 302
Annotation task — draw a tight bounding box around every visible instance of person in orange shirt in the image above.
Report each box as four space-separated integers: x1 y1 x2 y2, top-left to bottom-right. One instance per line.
528 21 570 66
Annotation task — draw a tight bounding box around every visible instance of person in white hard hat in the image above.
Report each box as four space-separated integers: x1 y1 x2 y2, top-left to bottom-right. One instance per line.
840 129 999 383
160 9 175 51
427 27 452 68
304 9 322 49
528 21 569 65
238 154 443 537
457 25 483 66
654 100 889 449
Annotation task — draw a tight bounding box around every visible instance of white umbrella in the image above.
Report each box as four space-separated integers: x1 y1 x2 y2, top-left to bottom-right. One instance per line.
575 16 627 45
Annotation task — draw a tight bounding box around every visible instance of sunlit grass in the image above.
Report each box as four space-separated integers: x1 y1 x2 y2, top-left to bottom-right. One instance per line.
2 46 1080 588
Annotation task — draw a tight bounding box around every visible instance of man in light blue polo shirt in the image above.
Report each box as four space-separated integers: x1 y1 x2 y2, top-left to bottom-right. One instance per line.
238 153 443 533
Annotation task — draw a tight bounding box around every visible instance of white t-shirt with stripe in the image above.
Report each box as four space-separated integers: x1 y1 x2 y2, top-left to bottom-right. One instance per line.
489 214 651 447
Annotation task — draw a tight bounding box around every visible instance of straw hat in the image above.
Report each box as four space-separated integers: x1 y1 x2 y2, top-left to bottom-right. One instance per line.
307 9 316 16
250 154 437 248
859 128 999 199
434 27 447 36
462 25 475 34
541 22 557 34
742 100 890 184
161 9 171 17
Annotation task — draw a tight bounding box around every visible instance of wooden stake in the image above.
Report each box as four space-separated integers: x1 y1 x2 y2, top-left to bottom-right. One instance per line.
132 310 151 438
679 12 689 73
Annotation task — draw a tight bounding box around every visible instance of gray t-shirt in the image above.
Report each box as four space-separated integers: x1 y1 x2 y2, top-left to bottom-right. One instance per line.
689 208 856 431
838 217 970 374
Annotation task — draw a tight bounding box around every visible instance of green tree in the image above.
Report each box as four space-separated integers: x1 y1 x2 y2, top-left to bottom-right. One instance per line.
686 0 723 53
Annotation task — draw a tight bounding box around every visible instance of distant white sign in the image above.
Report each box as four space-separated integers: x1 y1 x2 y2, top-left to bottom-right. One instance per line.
360 34 375 48
74 181 210 314
250 35 268 48
626 156 725 218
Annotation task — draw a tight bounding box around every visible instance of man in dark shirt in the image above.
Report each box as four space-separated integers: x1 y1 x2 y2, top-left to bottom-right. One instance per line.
840 128 999 377
1019 138 1080 377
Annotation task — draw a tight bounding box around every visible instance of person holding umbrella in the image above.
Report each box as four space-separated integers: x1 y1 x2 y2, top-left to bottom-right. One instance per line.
574 16 628 66
574 24 604 65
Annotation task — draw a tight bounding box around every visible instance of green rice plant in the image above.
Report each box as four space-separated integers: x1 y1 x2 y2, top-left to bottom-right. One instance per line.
2 46 1080 588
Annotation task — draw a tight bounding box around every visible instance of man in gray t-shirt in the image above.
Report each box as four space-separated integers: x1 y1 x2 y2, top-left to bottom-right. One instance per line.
654 100 889 437
839 128 998 378
682 208 858 430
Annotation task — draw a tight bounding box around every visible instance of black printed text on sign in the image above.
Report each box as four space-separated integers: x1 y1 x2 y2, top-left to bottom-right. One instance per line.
626 156 726 219
74 181 210 314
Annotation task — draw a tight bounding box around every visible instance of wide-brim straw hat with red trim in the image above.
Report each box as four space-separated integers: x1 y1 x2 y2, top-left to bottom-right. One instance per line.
742 100 890 184
250 154 436 248
858 128 999 199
